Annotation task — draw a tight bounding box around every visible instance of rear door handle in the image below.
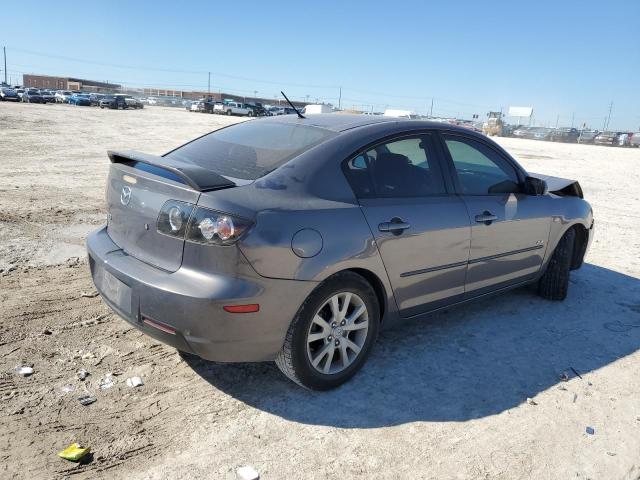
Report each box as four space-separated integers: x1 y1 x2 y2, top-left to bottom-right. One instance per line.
378 220 411 234
475 211 497 224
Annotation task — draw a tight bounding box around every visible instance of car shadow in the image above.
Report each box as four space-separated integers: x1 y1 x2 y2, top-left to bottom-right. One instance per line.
183 263 640 428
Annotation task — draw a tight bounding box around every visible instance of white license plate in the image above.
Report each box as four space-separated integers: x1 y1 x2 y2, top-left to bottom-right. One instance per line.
98 267 132 314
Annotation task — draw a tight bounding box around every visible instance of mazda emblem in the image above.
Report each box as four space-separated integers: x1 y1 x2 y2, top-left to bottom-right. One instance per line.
120 186 132 206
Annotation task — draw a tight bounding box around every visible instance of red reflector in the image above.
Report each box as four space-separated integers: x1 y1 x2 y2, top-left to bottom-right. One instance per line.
143 317 176 335
223 304 260 313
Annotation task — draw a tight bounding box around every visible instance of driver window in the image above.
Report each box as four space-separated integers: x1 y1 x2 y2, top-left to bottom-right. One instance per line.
443 136 520 195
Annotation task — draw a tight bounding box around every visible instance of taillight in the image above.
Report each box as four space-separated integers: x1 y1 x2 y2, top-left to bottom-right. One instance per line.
186 207 252 246
157 201 194 238
157 201 252 245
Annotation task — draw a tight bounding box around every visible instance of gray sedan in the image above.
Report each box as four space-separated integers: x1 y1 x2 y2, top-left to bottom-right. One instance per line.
87 114 594 390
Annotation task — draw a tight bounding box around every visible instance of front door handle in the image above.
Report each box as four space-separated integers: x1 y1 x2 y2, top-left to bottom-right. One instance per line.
475 211 497 225
379 218 411 235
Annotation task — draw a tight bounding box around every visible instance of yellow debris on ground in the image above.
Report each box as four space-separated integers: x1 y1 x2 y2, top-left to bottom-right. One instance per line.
57 443 91 462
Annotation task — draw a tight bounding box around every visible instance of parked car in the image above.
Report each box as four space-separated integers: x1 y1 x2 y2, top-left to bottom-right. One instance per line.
89 93 106 106
502 124 517 137
69 93 92 106
0 87 20 101
190 100 206 112
37 90 56 103
124 96 144 109
213 101 253 116
99 94 143 109
630 133 640 148
87 114 594 390
157 96 181 107
550 127 579 143
244 103 268 116
616 132 632 147
594 131 622 146
15 88 26 101
147 97 158 105
55 90 74 103
577 130 599 144
22 89 45 103
530 127 553 140
512 126 534 138
269 106 299 116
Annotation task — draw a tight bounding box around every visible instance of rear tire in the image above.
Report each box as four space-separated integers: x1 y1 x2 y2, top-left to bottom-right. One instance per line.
275 271 380 390
538 228 575 301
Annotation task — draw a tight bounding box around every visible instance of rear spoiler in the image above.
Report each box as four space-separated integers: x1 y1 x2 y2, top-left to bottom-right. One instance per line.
108 150 235 192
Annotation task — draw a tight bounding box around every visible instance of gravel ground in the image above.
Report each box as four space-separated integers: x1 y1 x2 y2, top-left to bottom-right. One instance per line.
1 102 639 480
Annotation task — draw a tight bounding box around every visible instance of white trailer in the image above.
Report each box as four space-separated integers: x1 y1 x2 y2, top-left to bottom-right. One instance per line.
383 109 417 119
302 104 333 114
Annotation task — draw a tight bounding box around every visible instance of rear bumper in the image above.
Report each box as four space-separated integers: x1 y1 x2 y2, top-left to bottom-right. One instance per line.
86 226 316 362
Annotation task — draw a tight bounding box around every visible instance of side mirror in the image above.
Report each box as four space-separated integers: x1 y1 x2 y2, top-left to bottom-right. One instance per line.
524 176 547 196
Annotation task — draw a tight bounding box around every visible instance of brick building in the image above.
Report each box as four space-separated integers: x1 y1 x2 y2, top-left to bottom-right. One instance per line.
23 74 120 92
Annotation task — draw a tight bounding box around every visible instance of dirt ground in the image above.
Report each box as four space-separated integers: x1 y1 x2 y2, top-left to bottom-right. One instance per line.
1 102 639 480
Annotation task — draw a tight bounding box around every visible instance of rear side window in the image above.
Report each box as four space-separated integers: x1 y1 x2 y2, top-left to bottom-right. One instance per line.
166 121 336 180
344 134 446 197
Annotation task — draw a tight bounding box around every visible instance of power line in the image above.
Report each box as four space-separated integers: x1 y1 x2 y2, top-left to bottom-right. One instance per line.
8 47 340 89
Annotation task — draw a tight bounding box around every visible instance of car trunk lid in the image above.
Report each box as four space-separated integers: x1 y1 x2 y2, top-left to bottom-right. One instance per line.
105 150 236 272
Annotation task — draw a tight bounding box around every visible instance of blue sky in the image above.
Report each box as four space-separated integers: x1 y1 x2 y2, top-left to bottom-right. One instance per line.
2 0 639 129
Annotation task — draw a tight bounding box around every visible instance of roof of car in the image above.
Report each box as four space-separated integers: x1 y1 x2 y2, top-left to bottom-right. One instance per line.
259 113 473 133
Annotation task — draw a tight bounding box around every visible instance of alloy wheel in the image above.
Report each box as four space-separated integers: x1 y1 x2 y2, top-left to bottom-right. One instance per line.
305 292 369 375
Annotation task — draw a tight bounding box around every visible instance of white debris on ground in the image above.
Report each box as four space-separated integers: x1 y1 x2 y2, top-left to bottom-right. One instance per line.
126 376 144 388
236 465 260 480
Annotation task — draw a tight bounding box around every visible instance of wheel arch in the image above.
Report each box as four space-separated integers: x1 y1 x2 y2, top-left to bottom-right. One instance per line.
570 223 589 270
325 267 388 324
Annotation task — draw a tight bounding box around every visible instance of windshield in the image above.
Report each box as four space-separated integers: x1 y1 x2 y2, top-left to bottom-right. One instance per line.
166 121 337 180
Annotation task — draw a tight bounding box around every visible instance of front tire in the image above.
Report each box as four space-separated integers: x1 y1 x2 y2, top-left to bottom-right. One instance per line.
538 228 575 301
275 271 380 390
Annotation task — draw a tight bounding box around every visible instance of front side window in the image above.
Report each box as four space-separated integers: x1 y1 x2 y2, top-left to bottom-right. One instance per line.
443 135 521 195
344 135 446 197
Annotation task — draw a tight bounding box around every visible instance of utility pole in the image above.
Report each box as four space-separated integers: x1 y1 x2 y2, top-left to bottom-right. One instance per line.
571 112 575 128
605 101 613 130
3 46 6 85
429 97 434 117
338 87 342 110
555 114 559 129
207 72 211 93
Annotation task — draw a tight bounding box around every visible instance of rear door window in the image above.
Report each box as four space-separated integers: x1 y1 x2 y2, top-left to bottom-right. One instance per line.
344 134 447 197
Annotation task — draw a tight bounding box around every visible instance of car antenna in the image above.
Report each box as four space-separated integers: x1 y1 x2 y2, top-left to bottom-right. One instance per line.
280 91 305 119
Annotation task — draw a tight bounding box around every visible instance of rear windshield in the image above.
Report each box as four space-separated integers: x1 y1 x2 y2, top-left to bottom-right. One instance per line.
165 121 336 180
